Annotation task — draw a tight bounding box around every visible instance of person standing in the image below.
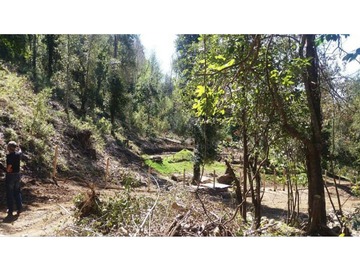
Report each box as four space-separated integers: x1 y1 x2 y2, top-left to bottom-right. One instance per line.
2 141 23 218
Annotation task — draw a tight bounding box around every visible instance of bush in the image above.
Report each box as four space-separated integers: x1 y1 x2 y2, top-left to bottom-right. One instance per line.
168 149 194 163
3 127 18 142
351 184 360 197
73 188 154 236
22 137 52 177
96 117 112 135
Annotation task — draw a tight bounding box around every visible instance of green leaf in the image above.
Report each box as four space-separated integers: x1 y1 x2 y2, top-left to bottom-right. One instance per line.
220 59 235 69
215 55 226 61
195 85 205 97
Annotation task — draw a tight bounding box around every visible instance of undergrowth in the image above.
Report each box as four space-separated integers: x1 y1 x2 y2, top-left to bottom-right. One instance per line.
143 149 226 176
70 187 155 236
0 62 110 178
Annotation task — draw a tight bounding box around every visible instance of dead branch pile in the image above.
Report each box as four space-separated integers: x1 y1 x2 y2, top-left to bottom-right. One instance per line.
166 209 233 236
74 183 101 218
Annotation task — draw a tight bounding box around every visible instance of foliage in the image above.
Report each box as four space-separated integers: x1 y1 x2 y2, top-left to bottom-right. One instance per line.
328 76 360 172
143 151 226 176
1 34 188 149
0 35 28 64
0 64 54 176
95 116 112 135
73 188 154 236
26 87 55 138
352 184 360 197
118 169 145 188
168 149 193 163
3 127 18 142
144 156 193 175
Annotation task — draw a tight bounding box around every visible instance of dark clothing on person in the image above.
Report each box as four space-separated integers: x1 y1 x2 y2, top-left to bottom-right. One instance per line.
5 173 22 214
6 152 21 173
4 151 23 215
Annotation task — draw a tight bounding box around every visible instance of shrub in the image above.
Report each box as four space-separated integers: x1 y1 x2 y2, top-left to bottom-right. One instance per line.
351 184 360 197
3 127 18 142
73 188 154 236
96 117 112 135
168 149 194 163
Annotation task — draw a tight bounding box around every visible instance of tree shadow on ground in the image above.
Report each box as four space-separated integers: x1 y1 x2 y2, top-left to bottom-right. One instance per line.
324 178 354 196
260 204 308 221
0 180 45 215
0 174 86 221
196 187 309 223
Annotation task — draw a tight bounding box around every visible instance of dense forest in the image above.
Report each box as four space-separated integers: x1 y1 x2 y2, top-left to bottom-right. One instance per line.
1 34 360 237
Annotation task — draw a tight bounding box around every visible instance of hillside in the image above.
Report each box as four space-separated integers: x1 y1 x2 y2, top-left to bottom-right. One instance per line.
1 63 360 237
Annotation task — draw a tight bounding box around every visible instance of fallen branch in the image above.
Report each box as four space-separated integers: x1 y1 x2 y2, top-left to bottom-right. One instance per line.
223 188 251 226
134 173 161 236
167 210 192 236
57 204 71 215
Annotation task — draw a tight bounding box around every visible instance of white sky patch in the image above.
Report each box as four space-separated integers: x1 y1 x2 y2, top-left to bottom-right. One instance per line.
340 34 360 76
139 34 177 75
139 33 360 78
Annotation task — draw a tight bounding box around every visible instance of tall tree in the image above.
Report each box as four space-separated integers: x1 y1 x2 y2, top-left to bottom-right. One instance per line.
175 34 345 234
44 34 61 81
264 34 330 234
107 35 138 130
0 35 28 66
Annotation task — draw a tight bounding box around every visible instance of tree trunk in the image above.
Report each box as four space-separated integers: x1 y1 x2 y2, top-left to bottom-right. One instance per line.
192 160 201 185
113 35 118 58
65 35 70 117
241 110 248 221
249 155 262 229
45 34 55 81
265 34 329 234
32 34 37 89
302 35 327 233
225 160 242 204
305 143 327 231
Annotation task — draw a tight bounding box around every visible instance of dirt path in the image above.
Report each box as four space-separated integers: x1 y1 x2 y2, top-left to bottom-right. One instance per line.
0 176 86 237
0 203 74 236
1 174 359 236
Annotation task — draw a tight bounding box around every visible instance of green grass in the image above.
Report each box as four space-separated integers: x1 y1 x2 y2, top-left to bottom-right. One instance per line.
167 149 193 163
143 151 227 176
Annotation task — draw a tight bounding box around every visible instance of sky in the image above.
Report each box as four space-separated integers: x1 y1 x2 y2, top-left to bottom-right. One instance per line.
139 33 177 74
2 2 359 76
338 34 360 76
140 33 360 76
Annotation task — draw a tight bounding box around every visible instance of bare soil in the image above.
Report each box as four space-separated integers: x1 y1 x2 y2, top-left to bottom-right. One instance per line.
0 176 87 236
1 136 359 236
1 170 359 236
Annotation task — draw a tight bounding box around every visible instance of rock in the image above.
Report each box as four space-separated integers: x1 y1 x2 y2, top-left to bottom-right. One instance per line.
217 173 234 185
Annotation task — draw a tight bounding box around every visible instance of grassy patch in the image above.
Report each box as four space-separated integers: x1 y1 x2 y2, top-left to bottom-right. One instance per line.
168 149 193 163
143 151 226 176
144 158 193 175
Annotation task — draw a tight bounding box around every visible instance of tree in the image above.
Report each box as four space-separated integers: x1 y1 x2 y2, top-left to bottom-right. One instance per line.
174 34 347 234
44 34 61 82
264 34 334 234
0 35 28 64
107 35 139 131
